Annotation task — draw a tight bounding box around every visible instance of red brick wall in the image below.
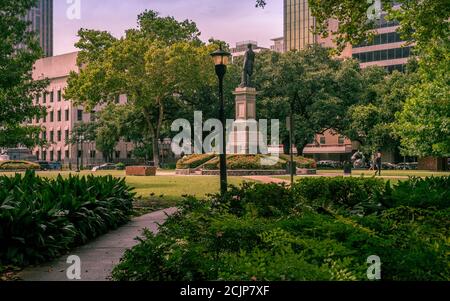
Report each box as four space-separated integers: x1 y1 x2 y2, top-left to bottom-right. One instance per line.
126 166 157 176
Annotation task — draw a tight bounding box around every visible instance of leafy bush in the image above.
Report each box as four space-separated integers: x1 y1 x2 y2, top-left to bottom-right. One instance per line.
115 162 126 170
380 176 450 209
0 160 40 171
203 155 287 170
0 171 135 266
279 154 316 168
113 176 450 281
293 176 385 214
176 154 216 169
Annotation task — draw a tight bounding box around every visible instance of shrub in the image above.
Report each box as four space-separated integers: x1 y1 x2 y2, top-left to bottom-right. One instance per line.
380 176 450 209
203 155 287 170
0 171 135 266
279 154 316 168
115 162 126 170
293 176 385 214
112 177 449 281
211 182 295 218
176 154 216 169
0 160 40 171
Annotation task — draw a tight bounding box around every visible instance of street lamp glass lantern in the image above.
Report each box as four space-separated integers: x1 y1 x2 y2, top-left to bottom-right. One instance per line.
210 46 231 66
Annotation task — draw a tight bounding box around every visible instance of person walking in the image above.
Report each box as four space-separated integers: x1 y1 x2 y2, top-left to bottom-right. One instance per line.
375 149 382 176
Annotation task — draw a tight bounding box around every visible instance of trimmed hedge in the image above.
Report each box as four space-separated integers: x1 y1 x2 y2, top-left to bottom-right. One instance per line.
113 176 450 281
293 176 385 214
0 171 135 266
177 154 316 171
176 154 216 169
0 160 40 171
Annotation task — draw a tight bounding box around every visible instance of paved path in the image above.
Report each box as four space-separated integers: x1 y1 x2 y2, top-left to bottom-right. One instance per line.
18 207 177 281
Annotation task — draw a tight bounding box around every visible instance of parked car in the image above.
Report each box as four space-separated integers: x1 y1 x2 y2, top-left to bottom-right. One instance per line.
316 160 343 169
92 163 117 172
396 162 418 170
37 161 62 171
382 162 397 170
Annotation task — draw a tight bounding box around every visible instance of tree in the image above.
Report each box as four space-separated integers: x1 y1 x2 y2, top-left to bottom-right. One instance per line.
394 66 449 157
0 0 48 148
344 65 419 155
293 0 449 158
65 10 215 166
257 45 363 155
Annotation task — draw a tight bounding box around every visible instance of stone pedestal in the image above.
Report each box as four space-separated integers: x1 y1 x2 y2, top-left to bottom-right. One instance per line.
228 87 258 154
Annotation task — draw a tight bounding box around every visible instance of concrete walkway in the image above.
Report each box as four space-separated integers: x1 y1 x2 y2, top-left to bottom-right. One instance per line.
18 207 177 281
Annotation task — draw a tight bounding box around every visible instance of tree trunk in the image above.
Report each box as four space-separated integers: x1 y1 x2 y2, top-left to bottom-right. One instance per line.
152 135 159 167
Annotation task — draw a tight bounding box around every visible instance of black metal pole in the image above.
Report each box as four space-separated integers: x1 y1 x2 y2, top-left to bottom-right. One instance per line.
216 65 228 195
76 137 80 172
290 103 294 185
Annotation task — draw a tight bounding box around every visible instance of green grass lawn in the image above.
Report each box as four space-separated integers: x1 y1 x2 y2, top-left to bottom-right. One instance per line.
0 170 249 200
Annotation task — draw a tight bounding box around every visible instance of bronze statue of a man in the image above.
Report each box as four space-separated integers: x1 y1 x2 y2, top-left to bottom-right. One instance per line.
240 44 256 88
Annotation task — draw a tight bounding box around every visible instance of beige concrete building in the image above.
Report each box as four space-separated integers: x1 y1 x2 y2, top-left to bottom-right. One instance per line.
270 37 285 53
31 52 134 167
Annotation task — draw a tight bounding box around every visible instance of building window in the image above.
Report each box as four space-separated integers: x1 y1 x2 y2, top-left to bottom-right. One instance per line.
43 113 47 123
50 111 54 122
36 151 40 160
90 150 96 159
57 130 62 142
65 150 70 159
50 151 54 162
57 150 62 162
57 90 62 102
338 136 345 145
352 46 412 63
42 150 47 161
77 110 83 121
65 109 70 121
50 91 54 103
320 137 326 145
65 130 69 142
42 131 47 141
90 110 96 122
35 94 40 104
115 95 120 104
57 110 61 122
49 131 54 142
115 151 121 159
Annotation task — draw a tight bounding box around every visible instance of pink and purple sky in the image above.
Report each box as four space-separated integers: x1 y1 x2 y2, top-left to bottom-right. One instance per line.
54 0 283 55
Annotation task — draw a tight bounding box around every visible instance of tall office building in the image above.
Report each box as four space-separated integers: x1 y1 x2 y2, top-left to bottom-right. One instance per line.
23 0 53 57
284 0 318 51
352 13 411 73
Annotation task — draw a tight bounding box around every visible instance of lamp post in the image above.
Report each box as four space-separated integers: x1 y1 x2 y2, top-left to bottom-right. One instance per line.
210 45 231 196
